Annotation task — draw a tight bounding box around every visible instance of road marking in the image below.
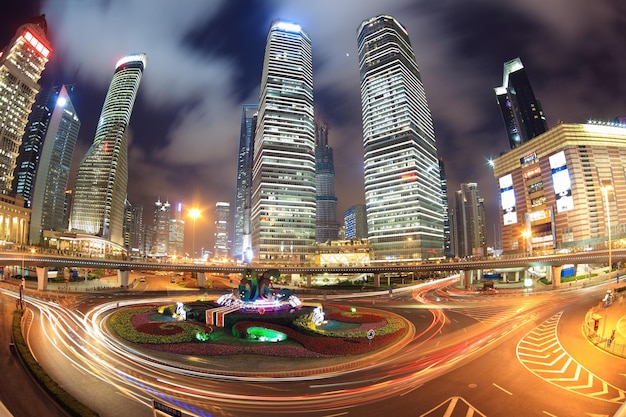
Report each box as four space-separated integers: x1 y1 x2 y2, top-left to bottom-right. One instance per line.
493 383 513 395
517 312 626 403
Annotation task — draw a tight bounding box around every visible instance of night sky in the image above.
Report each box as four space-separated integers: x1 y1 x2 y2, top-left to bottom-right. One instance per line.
2 1 625 253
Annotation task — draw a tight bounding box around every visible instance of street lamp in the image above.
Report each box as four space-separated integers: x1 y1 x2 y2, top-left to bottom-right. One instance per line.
601 182 613 290
188 208 201 262
600 182 613 341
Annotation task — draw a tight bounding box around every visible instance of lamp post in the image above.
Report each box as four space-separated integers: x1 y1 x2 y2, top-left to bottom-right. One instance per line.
188 208 201 262
601 182 613 341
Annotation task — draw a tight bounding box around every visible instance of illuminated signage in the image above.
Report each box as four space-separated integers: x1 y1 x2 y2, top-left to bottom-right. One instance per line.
499 174 517 225
520 152 538 165
274 21 302 33
23 31 50 58
549 151 573 212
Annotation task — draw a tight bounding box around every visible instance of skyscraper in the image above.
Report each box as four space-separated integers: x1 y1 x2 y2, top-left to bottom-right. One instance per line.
70 53 146 246
0 14 51 195
315 120 340 243
251 21 316 263
233 104 257 261
214 201 230 259
358 15 443 260
439 158 452 258
495 57 547 149
152 198 170 255
344 204 368 240
13 85 62 207
29 85 80 244
168 202 184 256
453 183 487 258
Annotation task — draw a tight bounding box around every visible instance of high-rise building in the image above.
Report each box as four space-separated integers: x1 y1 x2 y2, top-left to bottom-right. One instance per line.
315 120 340 243
168 202 184 257
233 104 258 261
453 183 487 258
495 57 547 149
214 201 230 259
251 21 316 263
152 198 170 255
70 53 146 246
358 15 443 260
439 158 452 258
344 204 368 240
493 121 626 254
29 85 80 244
0 14 51 195
13 85 63 207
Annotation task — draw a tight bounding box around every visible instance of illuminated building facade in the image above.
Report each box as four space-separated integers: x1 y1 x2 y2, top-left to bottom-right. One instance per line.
70 53 146 246
492 121 626 254
233 104 257 261
358 15 443 260
453 183 487 258
495 57 547 149
251 21 316 263
0 15 51 195
29 85 80 244
152 198 170 255
214 201 230 259
344 204 368 240
315 120 340 243
168 203 184 256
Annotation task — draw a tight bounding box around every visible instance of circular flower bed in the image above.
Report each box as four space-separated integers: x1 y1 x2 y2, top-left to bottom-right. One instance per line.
109 303 407 358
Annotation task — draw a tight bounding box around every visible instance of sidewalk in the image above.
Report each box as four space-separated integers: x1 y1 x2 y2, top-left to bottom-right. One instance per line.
584 285 626 357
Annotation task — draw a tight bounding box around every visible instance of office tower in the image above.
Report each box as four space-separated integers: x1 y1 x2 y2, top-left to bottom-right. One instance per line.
495 57 547 149
251 21 316 263
168 202 185 256
0 14 51 195
233 104 258 261
439 158 452 258
358 15 443 260
315 120 340 243
70 53 146 245
152 198 170 255
214 202 230 259
29 85 80 244
454 183 487 258
344 204 368 240
123 199 134 252
13 85 62 207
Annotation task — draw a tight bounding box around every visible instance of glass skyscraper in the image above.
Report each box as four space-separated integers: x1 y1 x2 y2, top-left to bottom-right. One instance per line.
357 15 443 260
214 201 230 259
0 14 51 195
70 53 146 246
315 120 340 243
251 21 316 263
29 85 80 244
152 198 170 255
495 57 547 149
233 104 257 261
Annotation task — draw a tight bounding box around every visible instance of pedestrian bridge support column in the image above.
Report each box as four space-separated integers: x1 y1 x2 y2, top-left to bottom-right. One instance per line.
197 272 206 287
306 274 312 288
36 267 48 291
373 273 380 288
550 265 562 289
118 270 129 288
460 270 470 289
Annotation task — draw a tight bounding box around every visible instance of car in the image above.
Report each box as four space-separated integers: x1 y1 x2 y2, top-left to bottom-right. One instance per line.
170 277 176 283
139 276 146 282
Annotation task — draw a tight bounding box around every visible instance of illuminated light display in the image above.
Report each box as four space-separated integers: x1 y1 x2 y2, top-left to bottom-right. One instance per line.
549 151 573 212
499 174 517 225
23 30 50 57
273 21 302 33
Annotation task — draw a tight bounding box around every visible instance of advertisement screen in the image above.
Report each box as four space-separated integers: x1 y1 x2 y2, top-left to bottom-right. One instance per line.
549 151 573 213
499 174 517 224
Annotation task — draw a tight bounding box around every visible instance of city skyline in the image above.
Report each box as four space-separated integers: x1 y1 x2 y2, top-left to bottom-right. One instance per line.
1 1 624 252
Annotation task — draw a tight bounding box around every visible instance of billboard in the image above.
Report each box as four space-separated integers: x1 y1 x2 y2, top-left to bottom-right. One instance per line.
499 174 517 225
549 151 573 212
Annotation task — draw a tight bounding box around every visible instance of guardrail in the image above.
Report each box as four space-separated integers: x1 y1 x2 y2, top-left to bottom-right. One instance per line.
584 301 626 358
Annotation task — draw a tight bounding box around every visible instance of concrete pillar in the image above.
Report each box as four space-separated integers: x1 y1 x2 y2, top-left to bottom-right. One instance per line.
477 269 483 281
118 270 129 288
373 273 380 288
197 272 206 287
515 271 520 282
36 266 48 291
306 273 312 288
550 265 562 289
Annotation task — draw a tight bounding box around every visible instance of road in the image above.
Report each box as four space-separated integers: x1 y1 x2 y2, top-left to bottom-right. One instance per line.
1 278 624 417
